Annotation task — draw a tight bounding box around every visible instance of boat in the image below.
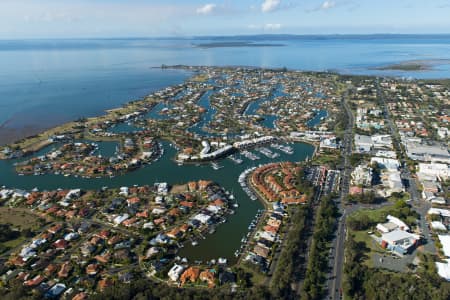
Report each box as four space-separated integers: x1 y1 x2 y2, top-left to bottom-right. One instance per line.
233 194 239 207
211 162 223 170
228 155 243 164
191 241 198 246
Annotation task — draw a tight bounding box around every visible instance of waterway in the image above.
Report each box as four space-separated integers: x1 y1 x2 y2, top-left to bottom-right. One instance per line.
2 36 450 143
244 83 286 129
108 122 143 134
307 109 328 128
0 140 314 263
145 102 173 120
188 90 217 137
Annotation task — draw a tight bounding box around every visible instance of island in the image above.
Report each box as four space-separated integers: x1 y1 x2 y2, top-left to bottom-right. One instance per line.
193 42 285 48
373 59 450 71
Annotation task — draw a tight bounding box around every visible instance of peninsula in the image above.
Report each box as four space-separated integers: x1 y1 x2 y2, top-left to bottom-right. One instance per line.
1 66 449 300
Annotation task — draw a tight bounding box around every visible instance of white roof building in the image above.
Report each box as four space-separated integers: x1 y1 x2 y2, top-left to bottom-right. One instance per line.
431 197 446 205
193 213 211 224
387 172 404 191
119 187 129 196
375 150 397 159
428 208 450 218
371 157 400 171
152 208 166 215
206 205 221 214
386 215 409 231
436 259 450 281
436 235 450 281
381 229 418 251
431 221 447 231
259 231 276 242
439 235 450 257
354 134 373 153
200 141 210 155
376 215 410 233
376 222 398 233
113 214 129 225
403 138 450 163
168 264 184 281
65 189 81 200
417 163 450 181
351 164 372 186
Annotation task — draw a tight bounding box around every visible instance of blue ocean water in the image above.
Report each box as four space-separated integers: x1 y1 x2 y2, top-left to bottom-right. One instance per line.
1 35 450 143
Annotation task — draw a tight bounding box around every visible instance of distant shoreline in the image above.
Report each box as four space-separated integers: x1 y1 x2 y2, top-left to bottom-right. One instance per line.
373 59 450 71
193 42 285 48
2 63 450 148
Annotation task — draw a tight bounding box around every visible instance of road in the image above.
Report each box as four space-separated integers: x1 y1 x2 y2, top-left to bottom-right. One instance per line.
376 79 435 254
328 92 354 300
326 80 437 300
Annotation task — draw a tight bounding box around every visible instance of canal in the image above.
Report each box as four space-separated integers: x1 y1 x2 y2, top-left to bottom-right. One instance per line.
0 74 319 264
0 140 314 263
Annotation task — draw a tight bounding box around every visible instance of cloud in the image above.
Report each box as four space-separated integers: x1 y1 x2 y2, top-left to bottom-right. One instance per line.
196 3 217 15
261 0 281 13
306 0 338 12
321 1 336 10
249 23 282 30
24 11 80 23
264 23 282 30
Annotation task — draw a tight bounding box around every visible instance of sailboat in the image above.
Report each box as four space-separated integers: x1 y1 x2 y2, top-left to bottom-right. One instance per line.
228 189 238 207
233 197 239 208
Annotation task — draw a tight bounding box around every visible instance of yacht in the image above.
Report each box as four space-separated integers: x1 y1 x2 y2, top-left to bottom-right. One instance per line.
211 162 223 170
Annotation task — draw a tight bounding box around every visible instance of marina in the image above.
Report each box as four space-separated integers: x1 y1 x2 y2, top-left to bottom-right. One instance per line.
228 155 243 164
270 143 294 155
257 147 280 159
241 150 261 161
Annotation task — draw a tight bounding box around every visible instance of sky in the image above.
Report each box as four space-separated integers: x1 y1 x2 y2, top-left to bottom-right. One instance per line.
0 0 450 38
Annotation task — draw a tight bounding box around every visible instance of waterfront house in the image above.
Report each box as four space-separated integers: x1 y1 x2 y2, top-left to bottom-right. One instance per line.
86 264 99 275
199 269 216 288
168 264 184 281
53 239 68 250
253 245 270 259
180 267 200 286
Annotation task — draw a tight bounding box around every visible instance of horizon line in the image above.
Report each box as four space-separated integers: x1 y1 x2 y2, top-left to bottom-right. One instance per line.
1 33 450 41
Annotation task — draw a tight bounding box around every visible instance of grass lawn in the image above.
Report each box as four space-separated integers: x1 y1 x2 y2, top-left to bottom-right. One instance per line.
349 207 389 224
313 153 339 167
190 73 209 82
387 192 411 203
2 236 26 252
239 262 267 286
351 229 386 268
0 208 46 254
0 207 45 230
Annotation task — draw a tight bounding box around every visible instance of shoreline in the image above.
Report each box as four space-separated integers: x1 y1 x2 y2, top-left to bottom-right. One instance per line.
0 65 326 161
2 64 450 154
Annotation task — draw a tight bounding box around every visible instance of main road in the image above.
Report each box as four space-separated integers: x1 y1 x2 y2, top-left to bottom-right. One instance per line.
328 90 354 300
